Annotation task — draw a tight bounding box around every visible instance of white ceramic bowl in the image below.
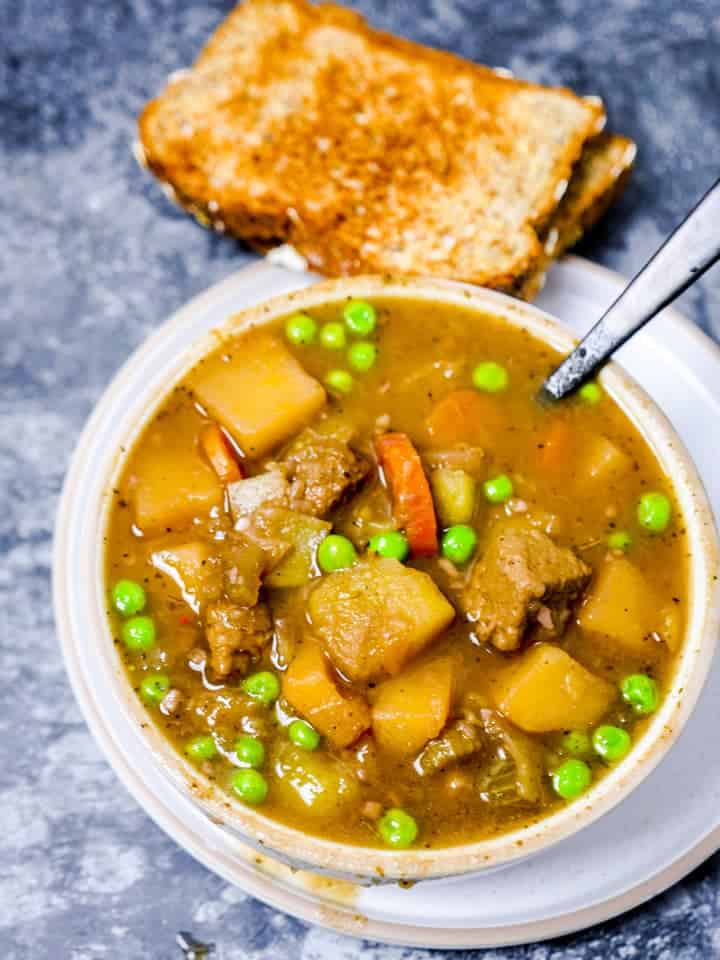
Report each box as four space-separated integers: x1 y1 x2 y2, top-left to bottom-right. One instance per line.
54 273 719 884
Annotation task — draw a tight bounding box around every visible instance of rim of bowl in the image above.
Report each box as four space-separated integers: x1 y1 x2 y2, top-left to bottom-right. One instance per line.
54 273 720 883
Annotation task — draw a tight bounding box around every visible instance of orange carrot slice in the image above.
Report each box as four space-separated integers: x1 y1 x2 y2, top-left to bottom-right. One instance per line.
376 432 438 556
200 423 244 484
426 390 505 447
536 418 576 472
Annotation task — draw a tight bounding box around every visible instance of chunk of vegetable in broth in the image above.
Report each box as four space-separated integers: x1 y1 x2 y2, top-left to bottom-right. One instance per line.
372 656 457 756
426 389 505 447
494 643 615 732
430 468 476 526
308 556 455 682
150 542 223 613
272 743 360 818
578 557 660 657
283 642 371 749
575 434 631 489
480 709 545 804
188 332 326 458
259 509 332 588
375 432 438 556
130 443 223 535
226 469 289 529
199 422 244 483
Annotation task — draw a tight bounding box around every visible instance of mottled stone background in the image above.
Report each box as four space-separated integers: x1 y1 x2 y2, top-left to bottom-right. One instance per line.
2 0 720 957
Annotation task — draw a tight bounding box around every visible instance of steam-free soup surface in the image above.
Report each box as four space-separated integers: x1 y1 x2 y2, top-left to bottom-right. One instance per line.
105 296 687 850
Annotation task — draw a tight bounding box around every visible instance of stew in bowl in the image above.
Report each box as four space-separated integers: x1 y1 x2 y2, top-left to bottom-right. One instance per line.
100 277 715 877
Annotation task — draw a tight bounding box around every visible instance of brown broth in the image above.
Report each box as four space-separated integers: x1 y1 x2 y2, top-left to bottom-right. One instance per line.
105 298 688 849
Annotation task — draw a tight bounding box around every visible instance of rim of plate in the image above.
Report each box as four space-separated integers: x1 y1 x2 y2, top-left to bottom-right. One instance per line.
54 265 719 902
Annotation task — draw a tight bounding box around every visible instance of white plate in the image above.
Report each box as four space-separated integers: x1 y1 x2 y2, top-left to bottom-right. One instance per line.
56 256 720 949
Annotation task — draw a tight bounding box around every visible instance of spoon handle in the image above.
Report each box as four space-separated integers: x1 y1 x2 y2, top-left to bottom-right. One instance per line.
543 177 720 400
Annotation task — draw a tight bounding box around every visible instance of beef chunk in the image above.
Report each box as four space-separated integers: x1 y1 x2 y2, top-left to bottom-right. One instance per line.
205 601 273 678
414 720 485 776
461 517 591 651
280 427 370 518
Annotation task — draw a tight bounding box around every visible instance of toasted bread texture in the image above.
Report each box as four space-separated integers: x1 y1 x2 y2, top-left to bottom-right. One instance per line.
139 0 619 293
518 133 637 298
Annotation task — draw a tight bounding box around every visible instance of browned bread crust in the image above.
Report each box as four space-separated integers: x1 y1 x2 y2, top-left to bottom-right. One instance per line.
518 133 637 298
139 0 617 292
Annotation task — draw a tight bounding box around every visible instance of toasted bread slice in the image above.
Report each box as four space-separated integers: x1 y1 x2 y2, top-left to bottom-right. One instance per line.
139 0 608 291
517 133 637 298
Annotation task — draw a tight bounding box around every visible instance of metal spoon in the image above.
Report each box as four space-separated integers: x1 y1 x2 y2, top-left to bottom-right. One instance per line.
541 177 720 401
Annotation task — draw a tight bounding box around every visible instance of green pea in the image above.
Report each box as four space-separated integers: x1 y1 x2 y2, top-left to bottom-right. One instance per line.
347 341 377 372
607 530 632 552
285 312 317 346
578 382 602 405
483 474 514 504
318 534 357 572
637 492 672 534
121 615 156 652
288 719 321 751
472 361 509 393
319 322 347 350
378 808 418 849
139 673 170 706
230 768 268 805
368 531 409 562
552 759 592 800
441 524 477 565
621 674 659 715
325 369 354 395
561 731 592 758
234 735 266 769
185 735 217 761
111 579 146 616
242 671 280 705
592 724 631 762
343 299 377 336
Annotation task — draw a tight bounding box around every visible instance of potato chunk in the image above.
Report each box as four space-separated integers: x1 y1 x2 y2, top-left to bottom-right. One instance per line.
307 557 455 682
188 332 325 458
272 743 360 819
494 643 615 733
578 557 659 656
372 656 457 756
254 507 331 588
151 541 223 613
131 446 222 534
577 434 632 489
283 642 371 748
227 469 289 529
